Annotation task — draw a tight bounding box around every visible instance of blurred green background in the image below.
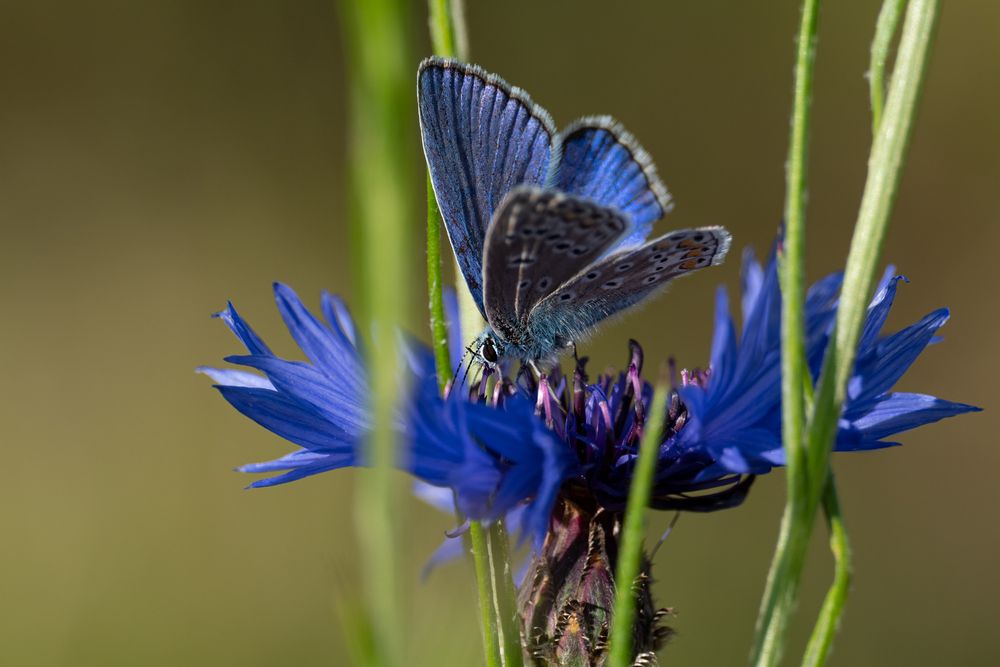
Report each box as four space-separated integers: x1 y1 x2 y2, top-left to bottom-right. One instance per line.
1 1 995 665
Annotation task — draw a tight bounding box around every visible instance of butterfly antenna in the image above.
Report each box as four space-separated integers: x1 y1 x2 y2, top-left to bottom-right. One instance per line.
458 343 478 392
452 345 473 392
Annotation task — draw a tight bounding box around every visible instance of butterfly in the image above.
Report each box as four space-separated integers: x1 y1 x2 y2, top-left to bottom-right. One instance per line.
418 58 731 371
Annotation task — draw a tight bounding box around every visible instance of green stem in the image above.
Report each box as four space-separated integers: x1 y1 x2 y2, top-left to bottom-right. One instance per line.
802 476 852 667
339 0 414 664
870 0 908 134
806 0 939 505
469 521 504 667
749 0 821 663
468 520 523 667
752 2 939 664
487 521 524 667
608 371 670 667
797 4 910 659
427 176 453 391
424 3 521 666
425 0 466 390
429 0 467 61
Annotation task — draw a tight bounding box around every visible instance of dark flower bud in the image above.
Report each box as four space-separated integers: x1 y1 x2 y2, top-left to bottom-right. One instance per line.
518 498 672 666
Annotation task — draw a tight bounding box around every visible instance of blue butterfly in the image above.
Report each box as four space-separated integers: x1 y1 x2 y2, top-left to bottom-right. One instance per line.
418 58 731 370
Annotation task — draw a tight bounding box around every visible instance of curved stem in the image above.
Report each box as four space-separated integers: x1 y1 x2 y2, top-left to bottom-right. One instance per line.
752 1 940 664
807 0 939 511
802 476 852 667
750 0 822 663
870 0 908 134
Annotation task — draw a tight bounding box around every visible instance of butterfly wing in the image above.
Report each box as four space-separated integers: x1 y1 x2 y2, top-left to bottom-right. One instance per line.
555 116 672 251
418 58 556 315
482 187 633 344
525 227 732 345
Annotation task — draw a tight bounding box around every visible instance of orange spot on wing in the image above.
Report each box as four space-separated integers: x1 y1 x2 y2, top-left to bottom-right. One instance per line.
680 259 699 270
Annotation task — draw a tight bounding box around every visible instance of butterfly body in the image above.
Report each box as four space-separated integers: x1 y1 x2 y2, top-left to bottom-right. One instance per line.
418 58 731 369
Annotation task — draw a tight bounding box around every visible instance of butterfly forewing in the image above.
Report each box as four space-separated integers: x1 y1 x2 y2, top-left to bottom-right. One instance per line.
418 58 556 315
525 227 732 344
555 117 672 252
482 188 632 344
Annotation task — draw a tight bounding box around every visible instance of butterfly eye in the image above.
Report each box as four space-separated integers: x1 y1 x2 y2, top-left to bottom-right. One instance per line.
482 340 498 363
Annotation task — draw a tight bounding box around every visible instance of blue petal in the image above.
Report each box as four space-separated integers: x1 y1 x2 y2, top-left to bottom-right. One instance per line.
197 366 274 390
239 448 348 473
844 392 981 442
214 302 272 355
421 535 465 580
738 250 780 367
321 291 358 348
848 308 949 404
413 480 456 514
215 385 357 451
273 282 364 392
244 461 346 488
225 354 367 433
858 270 904 351
708 286 738 392
739 247 764 323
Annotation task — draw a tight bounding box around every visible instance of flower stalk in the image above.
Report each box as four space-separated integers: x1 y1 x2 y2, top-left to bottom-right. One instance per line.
802 475 852 667
608 368 671 667
751 0 822 659
425 0 463 390
809 0 940 521
752 0 940 664
339 0 415 663
870 0 908 134
424 3 522 666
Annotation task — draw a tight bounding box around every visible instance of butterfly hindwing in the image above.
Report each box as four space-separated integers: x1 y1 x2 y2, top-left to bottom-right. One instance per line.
482 187 632 344
418 58 556 314
526 227 732 344
555 117 672 252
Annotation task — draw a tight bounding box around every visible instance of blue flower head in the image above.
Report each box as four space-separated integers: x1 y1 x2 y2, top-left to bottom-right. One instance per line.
199 283 578 546
201 252 978 548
